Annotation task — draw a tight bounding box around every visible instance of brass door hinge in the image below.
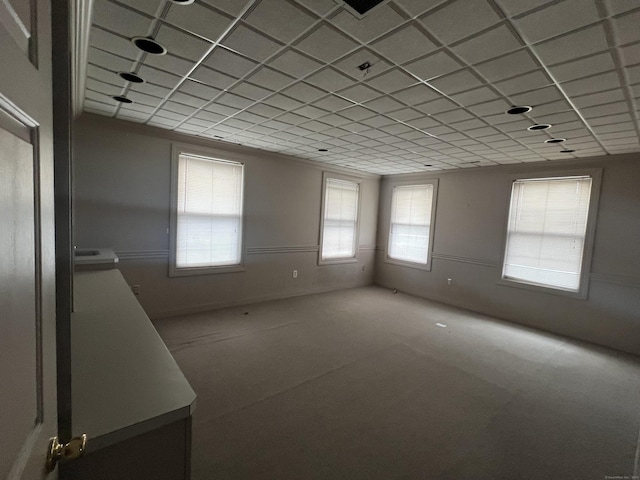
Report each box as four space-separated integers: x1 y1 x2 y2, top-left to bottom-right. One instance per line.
46 434 87 472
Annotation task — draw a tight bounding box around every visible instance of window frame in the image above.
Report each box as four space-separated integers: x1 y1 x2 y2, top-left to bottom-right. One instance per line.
318 171 362 266
497 168 602 299
385 179 439 271
169 144 247 277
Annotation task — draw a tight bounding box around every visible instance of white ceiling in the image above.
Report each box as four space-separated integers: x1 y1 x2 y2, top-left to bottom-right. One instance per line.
83 0 640 175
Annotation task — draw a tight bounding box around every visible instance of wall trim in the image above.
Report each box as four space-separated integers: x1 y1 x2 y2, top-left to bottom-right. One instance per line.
359 244 377 251
246 245 319 255
590 273 640 288
116 250 170 260
150 281 372 319
431 253 499 268
71 0 93 117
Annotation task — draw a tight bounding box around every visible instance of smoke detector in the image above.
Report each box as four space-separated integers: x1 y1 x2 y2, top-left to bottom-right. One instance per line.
334 0 391 18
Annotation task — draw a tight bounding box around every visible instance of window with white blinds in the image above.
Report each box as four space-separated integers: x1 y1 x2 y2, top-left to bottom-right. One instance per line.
174 153 244 270
320 177 360 261
388 184 435 265
502 176 593 292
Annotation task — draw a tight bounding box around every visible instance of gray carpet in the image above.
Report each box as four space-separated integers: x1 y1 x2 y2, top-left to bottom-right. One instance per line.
154 286 640 480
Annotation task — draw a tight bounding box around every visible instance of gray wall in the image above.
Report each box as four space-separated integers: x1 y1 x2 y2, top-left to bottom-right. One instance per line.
375 156 640 355
73 114 379 318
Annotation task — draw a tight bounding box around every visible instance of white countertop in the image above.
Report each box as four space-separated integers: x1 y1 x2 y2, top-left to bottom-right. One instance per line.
72 269 196 452
74 247 119 267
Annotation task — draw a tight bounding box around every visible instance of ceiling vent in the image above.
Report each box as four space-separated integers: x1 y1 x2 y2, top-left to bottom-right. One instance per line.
335 0 391 18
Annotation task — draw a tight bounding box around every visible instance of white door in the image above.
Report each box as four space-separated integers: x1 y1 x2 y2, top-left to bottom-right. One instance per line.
0 0 66 478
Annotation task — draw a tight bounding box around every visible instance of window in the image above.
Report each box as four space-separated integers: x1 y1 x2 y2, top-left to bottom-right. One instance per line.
387 183 437 268
170 150 244 275
502 175 596 294
319 174 360 263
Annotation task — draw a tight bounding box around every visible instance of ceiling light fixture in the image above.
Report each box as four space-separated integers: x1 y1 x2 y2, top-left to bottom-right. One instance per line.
131 37 167 55
528 124 551 131
318 148 329 152
112 95 133 103
560 149 576 153
118 72 144 83
358 61 371 71
545 138 566 144
169 0 195 4
424 164 432 167
507 105 532 115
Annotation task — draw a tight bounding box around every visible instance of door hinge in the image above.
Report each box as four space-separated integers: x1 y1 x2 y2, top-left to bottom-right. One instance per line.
46 434 87 472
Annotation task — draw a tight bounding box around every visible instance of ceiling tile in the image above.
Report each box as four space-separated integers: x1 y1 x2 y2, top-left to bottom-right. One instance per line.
245 0 316 43
548 52 616 83
613 10 640 45
391 84 440 105
393 0 448 17
204 48 258 78
620 43 640 67
246 66 295 91
338 84 381 103
533 24 609 65
362 96 405 113
403 50 463 81
92 0 152 38
130 81 170 99
223 24 283 62
306 67 355 92
200 0 253 17
216 92 254 109
450 86 500 106
561 71 621 97
474 49 538 82
605 0 639 15
510 85 563 106
430 69 484 95
190 65 237 89
494 70 552 95
581 101 629 118
144 51 195 77
420 0 502 45
390 107 426 121
514 0 600 44
493 0 553 17
339 106 377 121
365 68 418 93
433 109 475 124
294 0 336 15
452 25 522 65
330 4 406 43
88 47 135 73
90 28 140 60
293 104 329 119
371 25 437 65
229 81 273 101
164 2 231 42
281 81 327 102
467 98 511 116
416 97 458 115
179 79 221 100
268 49 323 78
332 48 392 80
137 65 182 87
312 95 355 112
262 93 304 110
295 24 358 62
155 25 211 61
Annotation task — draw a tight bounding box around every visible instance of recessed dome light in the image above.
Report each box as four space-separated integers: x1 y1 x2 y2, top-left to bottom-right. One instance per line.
528 123 551 131
545 138 566 144
170 0 195 3
318 148 328 152
112 95 133 103
118 72 145 83
507 105 532 115
560 149 576 153
424 164 432 167
131 36 167 55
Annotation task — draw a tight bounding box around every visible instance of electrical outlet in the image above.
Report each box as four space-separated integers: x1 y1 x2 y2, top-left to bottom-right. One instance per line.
292 270 298 278
132 285 141 295
447 278 453 286
362 265 366 272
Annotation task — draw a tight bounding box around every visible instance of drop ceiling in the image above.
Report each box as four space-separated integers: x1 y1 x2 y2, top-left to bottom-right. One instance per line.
82 0 640 175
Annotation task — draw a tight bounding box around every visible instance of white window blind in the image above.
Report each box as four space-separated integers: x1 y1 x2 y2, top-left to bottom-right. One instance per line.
503 176 592 292
176 154 244 268
388 184 434 265
321 178 359 260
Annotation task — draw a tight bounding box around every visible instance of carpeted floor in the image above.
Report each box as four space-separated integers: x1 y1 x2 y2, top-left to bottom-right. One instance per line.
154 286 640 480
